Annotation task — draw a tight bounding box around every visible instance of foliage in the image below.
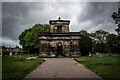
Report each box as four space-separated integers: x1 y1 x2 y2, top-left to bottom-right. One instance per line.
2 49 9 56
79 35 92 56
106 34 120 53
91 30 120 53
19 22 119 55
2 56 45 80
111 8 120 35
74 54 120 80
111 8 120 24
19 24 50 54
79 30 89 36
93 42 106 53
94 30 109 43
90 30 109 53
79 30 120 54
15 46 19 48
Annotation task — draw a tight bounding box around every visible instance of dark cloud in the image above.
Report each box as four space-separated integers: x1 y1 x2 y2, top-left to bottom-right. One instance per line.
2 2 56 47
0 2 2 34
2 2 118 47
80 2 117 23
77 2 118 33
2 2 29 40
0 2 2 46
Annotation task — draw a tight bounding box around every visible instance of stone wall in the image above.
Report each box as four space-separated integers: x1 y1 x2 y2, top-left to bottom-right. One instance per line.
39 36 81 57
50 21 70 33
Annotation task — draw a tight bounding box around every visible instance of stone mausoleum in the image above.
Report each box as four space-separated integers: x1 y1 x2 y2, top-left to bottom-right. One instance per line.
39 17 81 57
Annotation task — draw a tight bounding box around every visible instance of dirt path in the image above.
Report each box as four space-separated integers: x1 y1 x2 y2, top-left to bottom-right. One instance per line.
25 58 102 79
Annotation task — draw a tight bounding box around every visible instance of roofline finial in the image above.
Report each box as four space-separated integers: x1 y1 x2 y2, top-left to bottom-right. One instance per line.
58 17 61 20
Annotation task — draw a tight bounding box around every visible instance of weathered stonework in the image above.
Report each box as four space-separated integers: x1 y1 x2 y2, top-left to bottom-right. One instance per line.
39 18 81 57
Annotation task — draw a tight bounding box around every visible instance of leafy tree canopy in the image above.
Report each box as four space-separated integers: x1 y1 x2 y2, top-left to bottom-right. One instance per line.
79 35 93 56
94 30 109 43
79 30 89 36
19 24 50 54
15 46 19 48
80 29 120 54
106 34 120 53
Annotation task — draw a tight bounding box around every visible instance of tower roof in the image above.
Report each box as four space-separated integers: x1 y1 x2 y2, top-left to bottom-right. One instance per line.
49 17 70 24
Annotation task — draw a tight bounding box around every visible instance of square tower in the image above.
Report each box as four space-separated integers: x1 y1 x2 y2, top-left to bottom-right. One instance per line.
49 17 70 33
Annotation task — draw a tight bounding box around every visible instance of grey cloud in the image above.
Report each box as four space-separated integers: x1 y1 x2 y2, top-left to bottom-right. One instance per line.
78 2 117 23
0 2 2 37
77 2 118 33
2 2 29 40
0 2 2 46
2 2 47 40
2 2 118 47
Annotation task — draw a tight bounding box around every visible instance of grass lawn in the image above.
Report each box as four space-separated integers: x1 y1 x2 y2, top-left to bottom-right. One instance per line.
2 55 45 80
74 54 120 80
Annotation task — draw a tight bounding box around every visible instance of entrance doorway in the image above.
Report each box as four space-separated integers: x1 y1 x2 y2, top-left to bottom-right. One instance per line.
56 43 63 57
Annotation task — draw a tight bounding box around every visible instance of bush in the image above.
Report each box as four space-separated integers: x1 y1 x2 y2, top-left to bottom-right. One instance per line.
79 35 92 56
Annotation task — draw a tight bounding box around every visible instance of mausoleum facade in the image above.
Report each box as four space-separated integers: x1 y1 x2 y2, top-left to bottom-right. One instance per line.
39 18 81 57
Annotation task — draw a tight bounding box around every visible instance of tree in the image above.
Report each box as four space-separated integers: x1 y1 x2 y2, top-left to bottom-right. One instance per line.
111 8 120 35
106 34 120 53
15 46 19 49
19 29 32 48
91 30 109 53
2 49 9 56
19 24 50 54
79 30 89 36
79 35 93 56
94 30 109 43
19 28 32 54
79 29 119 54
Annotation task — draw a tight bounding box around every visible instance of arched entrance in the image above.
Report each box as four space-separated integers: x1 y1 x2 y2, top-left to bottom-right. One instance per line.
56 42 63 57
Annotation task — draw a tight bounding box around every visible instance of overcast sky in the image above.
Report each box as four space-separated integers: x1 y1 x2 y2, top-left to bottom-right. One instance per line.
1 1 119 48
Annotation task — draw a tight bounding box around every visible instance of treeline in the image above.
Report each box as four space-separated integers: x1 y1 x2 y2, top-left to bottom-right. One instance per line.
18 23 120 55
79 30 120 56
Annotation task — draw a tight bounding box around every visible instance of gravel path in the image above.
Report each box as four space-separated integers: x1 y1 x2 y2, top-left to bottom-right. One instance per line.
25 58 102 79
